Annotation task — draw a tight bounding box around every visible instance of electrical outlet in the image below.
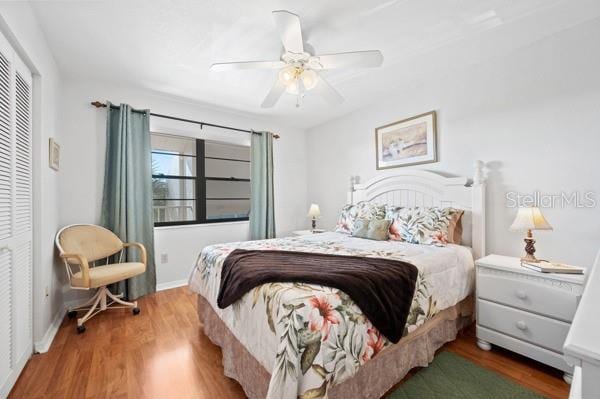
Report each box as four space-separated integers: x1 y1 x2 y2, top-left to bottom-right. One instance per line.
44 286 49 297
160 253 168 264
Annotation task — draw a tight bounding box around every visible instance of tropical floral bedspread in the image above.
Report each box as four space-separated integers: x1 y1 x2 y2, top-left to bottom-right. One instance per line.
188 232 474 399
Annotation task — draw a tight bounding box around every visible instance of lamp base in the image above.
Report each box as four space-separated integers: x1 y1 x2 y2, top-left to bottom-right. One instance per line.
521 236 540 263
521 253 540 263
311 218 316 230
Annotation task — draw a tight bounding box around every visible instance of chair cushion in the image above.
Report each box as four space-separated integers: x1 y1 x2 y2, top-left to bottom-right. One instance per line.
71 262 146 288
59 225 123 262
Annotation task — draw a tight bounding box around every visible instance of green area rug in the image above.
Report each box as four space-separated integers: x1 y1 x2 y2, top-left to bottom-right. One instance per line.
388 351 545 399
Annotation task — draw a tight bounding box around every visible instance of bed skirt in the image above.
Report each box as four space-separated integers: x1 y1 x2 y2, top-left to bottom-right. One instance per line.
197 294 474 399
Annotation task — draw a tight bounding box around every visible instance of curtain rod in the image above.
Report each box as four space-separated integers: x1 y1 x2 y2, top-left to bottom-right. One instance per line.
90 101 280 139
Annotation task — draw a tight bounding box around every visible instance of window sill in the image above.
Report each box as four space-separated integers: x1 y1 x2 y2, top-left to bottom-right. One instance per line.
154 220 250 231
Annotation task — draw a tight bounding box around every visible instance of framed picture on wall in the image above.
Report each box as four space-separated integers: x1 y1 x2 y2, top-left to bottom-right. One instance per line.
375 110 437 169
49 137 60 171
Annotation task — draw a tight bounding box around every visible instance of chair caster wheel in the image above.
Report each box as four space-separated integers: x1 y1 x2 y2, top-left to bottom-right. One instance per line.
77 325 86 334
132 307 140 315
67 310 77 319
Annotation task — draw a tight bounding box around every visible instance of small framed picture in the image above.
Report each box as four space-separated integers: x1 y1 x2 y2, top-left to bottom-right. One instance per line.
375 111 437 169
49 138 60 171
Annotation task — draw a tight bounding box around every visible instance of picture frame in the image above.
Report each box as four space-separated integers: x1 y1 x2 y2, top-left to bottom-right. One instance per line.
375 110 437 170
49 137 60 171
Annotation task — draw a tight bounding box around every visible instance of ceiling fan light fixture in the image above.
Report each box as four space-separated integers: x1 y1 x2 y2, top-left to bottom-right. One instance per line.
280 67 318 95
301 69 318 90
285 80 300 95
278 65 298 86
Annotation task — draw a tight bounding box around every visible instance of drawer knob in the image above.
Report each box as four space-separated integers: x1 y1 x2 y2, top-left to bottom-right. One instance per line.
516 321 528 331
515 290 527 300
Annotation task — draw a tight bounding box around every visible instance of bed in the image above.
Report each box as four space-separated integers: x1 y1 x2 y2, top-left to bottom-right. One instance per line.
188 166 486 399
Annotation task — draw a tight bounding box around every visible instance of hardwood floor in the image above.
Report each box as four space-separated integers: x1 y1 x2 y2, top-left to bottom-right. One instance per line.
9 287 569 399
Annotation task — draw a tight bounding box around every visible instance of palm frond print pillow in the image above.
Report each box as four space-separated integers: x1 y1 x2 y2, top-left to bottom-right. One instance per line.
390 207 460 245
335 202 386 234
385 205 403 241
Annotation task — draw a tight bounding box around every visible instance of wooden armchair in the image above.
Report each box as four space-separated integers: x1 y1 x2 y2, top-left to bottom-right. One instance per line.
55 224 147 333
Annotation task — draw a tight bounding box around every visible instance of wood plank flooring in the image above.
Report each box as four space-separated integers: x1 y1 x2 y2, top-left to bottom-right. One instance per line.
9 287 569 399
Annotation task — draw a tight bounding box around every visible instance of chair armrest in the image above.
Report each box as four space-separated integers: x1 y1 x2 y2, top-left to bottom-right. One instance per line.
60 253 90 287
123 242 147 266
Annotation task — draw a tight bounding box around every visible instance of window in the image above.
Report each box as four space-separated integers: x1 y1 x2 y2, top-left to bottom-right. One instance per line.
151 133 250 226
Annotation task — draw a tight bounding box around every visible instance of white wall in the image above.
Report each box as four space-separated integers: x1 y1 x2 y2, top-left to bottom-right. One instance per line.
0 3 64 349
306 18 600 268
59 78 308 296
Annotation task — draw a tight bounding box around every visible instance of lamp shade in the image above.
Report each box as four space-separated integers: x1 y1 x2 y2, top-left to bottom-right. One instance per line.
509 207 553 231
307 204 321 218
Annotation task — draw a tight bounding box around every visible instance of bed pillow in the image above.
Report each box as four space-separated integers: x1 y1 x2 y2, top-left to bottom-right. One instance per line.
335 202 386 234
447 210 464 244
388 219 404 241
351 218 370 238
385 205 403 241
393 207 462 245
356 201 387 220
334 204 357 234
367 219 392 241
351 218 391 241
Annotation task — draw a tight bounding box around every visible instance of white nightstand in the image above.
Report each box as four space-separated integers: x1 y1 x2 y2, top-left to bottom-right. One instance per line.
475 254 586 383
292 229 324 236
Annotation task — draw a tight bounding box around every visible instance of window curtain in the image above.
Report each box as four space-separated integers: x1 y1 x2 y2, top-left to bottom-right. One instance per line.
250 131 275 240
101 102 156 300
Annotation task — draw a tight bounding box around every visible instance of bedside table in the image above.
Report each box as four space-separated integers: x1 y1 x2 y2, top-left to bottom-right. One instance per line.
292 229 324 236
475 254 586 383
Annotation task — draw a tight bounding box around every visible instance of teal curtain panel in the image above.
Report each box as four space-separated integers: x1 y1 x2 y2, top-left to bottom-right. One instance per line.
250 131 275 240
101 102 156 300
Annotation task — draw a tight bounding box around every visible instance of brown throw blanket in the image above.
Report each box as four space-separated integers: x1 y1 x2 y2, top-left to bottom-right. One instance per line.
217 249 419 343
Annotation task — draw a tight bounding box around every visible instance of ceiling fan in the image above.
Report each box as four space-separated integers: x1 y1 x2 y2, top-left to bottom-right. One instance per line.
210 10 384 108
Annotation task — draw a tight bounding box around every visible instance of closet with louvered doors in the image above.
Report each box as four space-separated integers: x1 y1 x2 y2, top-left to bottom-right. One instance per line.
0 29 33 398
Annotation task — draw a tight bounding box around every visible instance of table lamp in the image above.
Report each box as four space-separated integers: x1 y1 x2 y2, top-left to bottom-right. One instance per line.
307 204 321 231
509 207 553 263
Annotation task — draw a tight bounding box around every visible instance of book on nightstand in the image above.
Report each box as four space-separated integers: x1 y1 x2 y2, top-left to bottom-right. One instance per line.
521 260 584 274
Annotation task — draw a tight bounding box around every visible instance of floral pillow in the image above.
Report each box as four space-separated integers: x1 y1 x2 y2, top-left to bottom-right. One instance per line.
391 207 461 245
385 206 403 241
335 202 386 234
388 219 404 241
334 204 358 234
356 201 387 220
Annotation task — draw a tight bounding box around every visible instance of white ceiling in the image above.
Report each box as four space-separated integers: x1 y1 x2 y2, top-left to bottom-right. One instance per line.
30 0 600 128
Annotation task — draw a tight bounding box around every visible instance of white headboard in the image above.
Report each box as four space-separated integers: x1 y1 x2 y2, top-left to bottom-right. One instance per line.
348 161 486 260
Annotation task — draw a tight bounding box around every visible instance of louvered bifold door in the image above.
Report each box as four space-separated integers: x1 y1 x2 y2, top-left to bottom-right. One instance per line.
0 48 11 242
0 38 13 396
12 65 32 374
0 30 33 398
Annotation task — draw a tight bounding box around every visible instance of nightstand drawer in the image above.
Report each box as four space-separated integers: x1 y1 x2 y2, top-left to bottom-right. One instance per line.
477 270 579 322
478 300 570 353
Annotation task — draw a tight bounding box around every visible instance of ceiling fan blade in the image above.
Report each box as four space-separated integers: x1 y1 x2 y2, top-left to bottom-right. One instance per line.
313 74 344 105
210 60 285 71
261 78 286 108
309 50 384 70
272 10 304 54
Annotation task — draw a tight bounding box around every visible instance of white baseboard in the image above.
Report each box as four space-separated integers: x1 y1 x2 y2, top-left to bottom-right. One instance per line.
34 282 187 354
34 305 66 354
156 279 188 292
34 298 89 354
